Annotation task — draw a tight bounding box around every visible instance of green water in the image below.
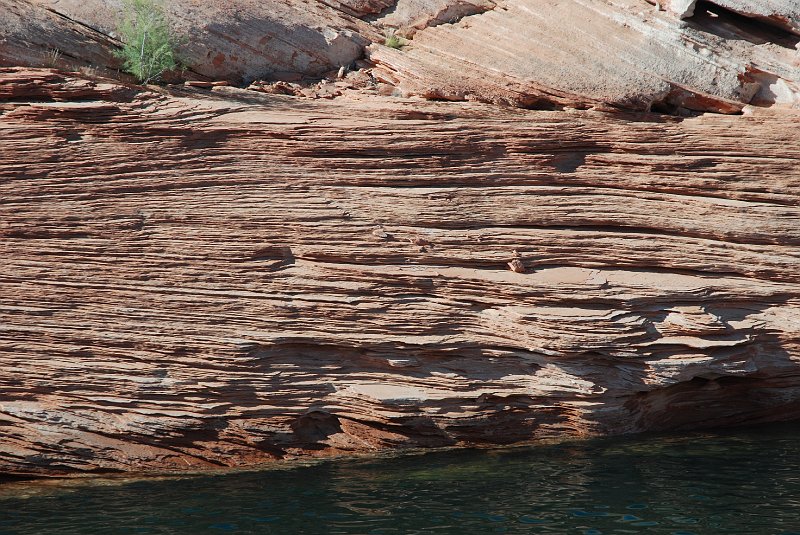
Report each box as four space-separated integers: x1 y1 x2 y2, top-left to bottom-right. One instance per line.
2 424 800 534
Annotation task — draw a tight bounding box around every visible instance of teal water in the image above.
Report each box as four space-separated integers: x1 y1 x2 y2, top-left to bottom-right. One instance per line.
2 424 800 534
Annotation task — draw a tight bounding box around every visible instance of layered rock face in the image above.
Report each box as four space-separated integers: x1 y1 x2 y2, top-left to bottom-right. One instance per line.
1 67 799 476
370 0 800 112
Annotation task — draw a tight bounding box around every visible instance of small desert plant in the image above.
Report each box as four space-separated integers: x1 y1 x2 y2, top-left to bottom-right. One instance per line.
44 48 62 68
384 31 405 49
115 0 181 84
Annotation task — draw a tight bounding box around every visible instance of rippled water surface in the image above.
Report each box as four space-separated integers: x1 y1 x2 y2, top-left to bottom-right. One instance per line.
2 424 800 534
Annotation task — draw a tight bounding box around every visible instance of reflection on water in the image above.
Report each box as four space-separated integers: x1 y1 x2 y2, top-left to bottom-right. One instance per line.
2 424 800 534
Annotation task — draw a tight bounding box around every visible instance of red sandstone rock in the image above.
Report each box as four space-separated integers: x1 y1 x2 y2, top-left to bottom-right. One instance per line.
370 0 800 113
2 1 799 114
184 80 230 88
507 259 526 274
12 0 376 82
376 0 497 34
0 0 120 75
1 68 799 476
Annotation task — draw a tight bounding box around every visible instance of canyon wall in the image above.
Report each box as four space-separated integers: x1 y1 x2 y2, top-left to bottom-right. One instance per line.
1 68 799 476
1 0 799 477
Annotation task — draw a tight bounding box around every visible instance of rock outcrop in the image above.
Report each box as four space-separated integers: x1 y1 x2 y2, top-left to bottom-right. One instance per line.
0 0 120 75
1 67 799 476
663 0 800 34
24 0 375 82
3 0 799 113
370 0 800 112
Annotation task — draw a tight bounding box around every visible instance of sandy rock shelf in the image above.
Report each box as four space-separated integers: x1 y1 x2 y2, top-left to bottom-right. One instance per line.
0 68 799 476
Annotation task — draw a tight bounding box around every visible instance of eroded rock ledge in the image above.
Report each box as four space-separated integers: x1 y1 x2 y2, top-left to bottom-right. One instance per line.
1 68 799 476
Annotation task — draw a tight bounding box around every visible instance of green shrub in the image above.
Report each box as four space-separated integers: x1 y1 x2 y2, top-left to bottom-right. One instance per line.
384 33 405 49
115 0 181 84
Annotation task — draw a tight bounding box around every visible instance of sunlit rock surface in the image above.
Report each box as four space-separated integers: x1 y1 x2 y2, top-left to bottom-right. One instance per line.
2 0 798 112
370 0 800 112
1 67 799 476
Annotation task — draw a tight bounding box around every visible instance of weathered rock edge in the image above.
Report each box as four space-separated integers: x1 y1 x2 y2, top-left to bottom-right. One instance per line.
1 68 799 476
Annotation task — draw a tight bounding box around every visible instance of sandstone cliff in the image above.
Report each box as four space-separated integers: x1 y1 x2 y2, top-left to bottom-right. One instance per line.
1 66 799 476
1 0 800 477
